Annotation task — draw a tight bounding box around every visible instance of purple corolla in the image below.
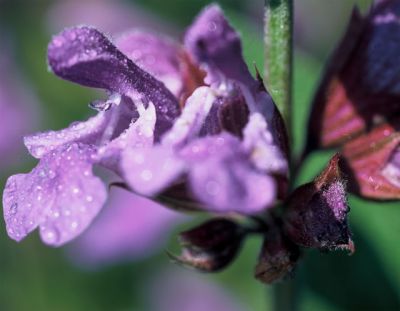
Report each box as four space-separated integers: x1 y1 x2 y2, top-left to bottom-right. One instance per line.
3 5 288 246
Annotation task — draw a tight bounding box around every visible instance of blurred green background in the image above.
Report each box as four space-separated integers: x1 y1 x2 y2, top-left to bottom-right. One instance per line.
0 0 399 310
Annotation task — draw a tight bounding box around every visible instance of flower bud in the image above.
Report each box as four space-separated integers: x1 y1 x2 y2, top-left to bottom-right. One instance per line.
168 218 244 272
307 1 400 151
284 154 354 252
255 218 300 284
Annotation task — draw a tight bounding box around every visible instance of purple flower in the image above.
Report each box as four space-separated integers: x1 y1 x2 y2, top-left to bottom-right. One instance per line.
68 187 184 267
2 5 287 246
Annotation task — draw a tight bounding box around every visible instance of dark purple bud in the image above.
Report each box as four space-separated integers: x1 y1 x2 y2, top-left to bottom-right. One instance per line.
48 26 180 137
284 155 354 252
307 1 400 151
255 219 300 284
169 218 244 272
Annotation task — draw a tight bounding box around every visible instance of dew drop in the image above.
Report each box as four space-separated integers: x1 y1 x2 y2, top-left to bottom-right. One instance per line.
141 169 153 181
42 227 59 244
33 146 45 157
191 145 200 153
48 170 56 179
208 22 217 32
70 221 79 231
67 31 77 40
52 37 63 47
205 180 220 196
86 195 93 202
131 49 142 59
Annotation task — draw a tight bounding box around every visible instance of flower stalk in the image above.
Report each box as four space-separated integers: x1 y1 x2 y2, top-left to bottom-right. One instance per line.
264 0 293 133
264 0 295 310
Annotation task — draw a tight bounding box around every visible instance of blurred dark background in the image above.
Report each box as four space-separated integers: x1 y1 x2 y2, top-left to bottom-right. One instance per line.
0 0 399 310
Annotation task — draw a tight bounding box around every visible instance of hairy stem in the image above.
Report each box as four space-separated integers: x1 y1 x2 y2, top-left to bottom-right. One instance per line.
264 0 293 132
264 1 296 311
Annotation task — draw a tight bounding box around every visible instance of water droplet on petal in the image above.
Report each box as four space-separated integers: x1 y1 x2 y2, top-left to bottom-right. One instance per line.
86 195 93 202
52 37 63 47
208 21 217 32
48 170 56 179
206 180 220 196
42 227 59 244
70 221 79 231
33 146 45 157
141 169 153 181
131 49 142 59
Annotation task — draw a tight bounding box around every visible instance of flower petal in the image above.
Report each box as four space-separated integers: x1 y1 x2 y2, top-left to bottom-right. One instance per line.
198 83 249 138
184 4 255 87
48 26 180 136
161 86 216 146
120 87 220 197
180 134 276 214
121 145 185 196
96 102 157 172
243 113 288 176
115 31 184 96
3 143 107 246
24 112 109 158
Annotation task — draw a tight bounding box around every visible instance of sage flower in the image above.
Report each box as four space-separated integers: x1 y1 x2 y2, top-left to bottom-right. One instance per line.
3 5 287 246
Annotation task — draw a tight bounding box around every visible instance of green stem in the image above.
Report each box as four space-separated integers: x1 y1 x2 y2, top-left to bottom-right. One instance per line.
264 0 293 132
264 1 296 311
